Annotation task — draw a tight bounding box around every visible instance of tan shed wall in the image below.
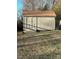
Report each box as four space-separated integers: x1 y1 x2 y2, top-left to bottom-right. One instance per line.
23 17 55 31
37 17 55 30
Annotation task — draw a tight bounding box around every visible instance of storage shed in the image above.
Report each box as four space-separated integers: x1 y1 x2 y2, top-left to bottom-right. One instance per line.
23 10 56 31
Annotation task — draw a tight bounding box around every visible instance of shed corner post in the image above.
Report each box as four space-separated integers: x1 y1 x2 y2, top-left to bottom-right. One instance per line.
36 17 38 31
54 17 56 30
23 16 27 32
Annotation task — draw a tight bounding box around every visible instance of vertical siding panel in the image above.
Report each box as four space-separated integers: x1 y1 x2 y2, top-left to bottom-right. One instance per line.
23 17 26 31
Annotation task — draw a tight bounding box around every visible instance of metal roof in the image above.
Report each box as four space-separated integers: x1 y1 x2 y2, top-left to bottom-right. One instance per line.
23 10 56 17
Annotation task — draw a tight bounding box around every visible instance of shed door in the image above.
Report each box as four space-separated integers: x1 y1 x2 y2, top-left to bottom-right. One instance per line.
26 17 37 30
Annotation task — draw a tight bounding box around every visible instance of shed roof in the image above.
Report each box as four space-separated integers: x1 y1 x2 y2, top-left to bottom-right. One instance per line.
23 10 56 17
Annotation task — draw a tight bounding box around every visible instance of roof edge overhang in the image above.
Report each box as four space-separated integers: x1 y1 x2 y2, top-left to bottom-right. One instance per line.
23 10 56 17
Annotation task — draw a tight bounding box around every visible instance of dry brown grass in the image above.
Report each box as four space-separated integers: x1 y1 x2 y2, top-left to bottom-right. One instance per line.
17 30 61 59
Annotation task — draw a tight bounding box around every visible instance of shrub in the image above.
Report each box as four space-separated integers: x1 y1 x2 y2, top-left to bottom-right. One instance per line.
53 4 61 30
17 19 23 31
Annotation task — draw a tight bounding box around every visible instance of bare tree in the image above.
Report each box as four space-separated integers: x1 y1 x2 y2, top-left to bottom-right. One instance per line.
23 0 54 10
23 0 35 10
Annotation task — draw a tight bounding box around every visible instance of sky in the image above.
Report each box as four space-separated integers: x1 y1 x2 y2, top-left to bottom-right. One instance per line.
17 0 23 17
17 0 23 11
